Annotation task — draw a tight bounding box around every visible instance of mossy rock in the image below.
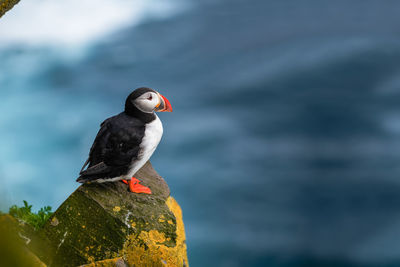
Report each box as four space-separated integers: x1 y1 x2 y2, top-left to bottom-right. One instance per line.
30 161 188 267
0 0 20 18
0 215 46 267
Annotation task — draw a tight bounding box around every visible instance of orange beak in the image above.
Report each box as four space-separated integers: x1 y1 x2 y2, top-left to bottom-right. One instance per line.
156 94 173 112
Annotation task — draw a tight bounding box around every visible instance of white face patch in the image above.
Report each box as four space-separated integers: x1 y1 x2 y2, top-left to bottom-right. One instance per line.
133 92 160 113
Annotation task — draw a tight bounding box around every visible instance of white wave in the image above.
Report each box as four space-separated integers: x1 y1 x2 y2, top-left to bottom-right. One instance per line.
0 0 185 47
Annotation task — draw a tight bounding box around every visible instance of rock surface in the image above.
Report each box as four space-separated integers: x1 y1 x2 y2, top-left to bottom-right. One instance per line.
29 161 188 267
0 0 20 18
0 215 46 267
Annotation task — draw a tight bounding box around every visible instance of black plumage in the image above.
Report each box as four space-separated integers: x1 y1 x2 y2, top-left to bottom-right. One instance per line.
77 87 157 183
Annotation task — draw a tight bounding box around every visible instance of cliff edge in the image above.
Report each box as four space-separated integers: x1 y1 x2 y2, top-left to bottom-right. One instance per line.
24 161 188 267
0 0 19 18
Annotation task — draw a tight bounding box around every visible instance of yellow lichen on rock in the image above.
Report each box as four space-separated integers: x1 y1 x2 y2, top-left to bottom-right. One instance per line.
122 196 188 267
27 163 188 266
159 214 166 223
166 196 187 259
0 0 20 18
50 217 59 226
81 257 125 267
75 196 188 267
113 206 121 212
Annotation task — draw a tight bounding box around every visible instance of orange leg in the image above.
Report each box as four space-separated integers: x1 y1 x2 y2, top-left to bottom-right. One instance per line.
121 177 151 194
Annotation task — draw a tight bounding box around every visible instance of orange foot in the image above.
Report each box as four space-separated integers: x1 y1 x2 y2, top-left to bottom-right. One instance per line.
121 177 152 194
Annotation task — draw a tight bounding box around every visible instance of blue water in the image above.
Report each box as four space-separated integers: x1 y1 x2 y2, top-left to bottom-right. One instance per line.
3 0 400 266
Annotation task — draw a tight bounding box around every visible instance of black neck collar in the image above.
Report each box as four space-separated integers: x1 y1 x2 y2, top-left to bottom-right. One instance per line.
125 105 156 123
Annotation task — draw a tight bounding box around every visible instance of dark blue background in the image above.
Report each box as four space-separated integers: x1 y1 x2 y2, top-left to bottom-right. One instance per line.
2 0 400 266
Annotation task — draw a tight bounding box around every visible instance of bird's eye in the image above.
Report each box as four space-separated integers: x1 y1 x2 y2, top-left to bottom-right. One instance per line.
147 95 153 100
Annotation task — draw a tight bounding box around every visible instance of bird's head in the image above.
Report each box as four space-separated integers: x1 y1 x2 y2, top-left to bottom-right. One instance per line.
125 87 172 115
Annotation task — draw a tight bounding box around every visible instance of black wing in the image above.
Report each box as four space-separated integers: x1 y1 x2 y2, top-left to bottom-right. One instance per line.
77 114 145 183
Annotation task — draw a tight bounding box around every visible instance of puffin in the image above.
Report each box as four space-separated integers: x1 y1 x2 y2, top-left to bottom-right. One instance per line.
77 87 172 194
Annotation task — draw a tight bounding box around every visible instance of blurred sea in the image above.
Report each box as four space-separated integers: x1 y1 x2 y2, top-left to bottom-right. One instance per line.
2 0 400 266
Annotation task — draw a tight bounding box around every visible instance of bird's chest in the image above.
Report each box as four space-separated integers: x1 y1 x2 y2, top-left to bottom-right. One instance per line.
139 116 163 160
126 116 163 177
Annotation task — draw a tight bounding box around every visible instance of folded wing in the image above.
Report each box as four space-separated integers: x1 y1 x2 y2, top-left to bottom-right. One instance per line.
77 115 144 183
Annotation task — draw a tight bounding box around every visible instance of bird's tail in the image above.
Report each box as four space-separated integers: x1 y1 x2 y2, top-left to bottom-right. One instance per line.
76 176 92 183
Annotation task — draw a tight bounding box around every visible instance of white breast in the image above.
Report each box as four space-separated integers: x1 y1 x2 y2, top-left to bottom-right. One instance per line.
128 115 163 177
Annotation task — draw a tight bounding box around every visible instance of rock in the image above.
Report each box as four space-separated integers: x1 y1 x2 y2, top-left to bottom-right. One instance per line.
30 161 189 267
0 215 46 267
0 0 20 18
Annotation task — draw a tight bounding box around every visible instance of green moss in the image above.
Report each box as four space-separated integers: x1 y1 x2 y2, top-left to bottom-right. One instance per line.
8 200 53 230
8 162 188 266
0 215 46 267
35 189 129 266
